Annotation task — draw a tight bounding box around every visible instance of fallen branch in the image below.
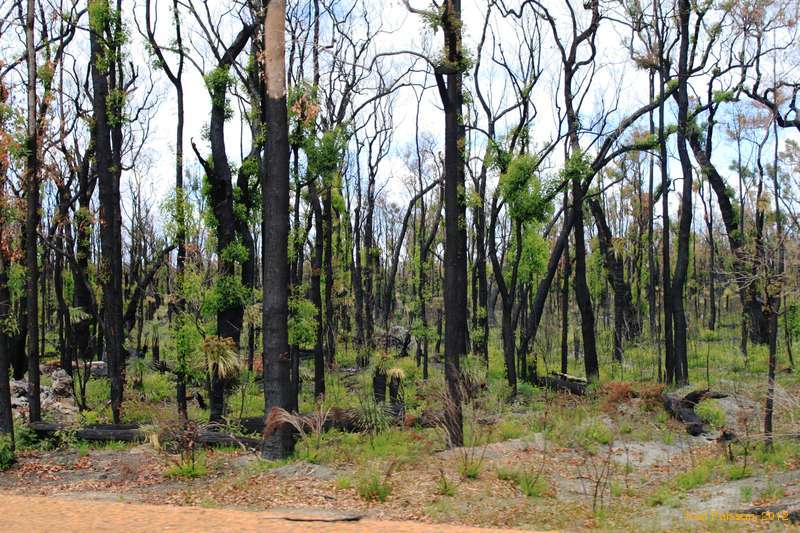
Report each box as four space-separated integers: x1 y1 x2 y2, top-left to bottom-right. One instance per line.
662 389 727 436
28 422 259 449
532 373 587 395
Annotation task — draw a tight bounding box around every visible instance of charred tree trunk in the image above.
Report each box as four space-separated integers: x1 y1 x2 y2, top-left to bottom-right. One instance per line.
0 242 13 442
322 185 336 368
90 1 126 423
658 67 674 385
438 0 466 447
669 0 692 386
25 0 41 423
261 0 295 459
191 23 254 422
588 198 641 363
308 183 325 397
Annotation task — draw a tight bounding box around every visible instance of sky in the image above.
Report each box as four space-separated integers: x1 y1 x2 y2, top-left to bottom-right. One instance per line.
2 0 797 233
137 0 770 213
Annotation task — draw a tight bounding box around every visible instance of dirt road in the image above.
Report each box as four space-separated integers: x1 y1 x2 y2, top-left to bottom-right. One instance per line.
1 494 525 532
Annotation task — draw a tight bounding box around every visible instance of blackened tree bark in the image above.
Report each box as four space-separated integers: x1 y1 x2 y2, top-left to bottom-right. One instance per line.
382 181 438 327
0 151 13 441
24 0 41 423
699 179 716 330
588 198 642 361
73 145 96 376
658 68 674 384
646 72 659 367
532 0 601 381
764 118 784 449
90 0 126 423
308 182 325 397
190 22 254 423
322 182 336 368
440 0 467 447
515 78 677 374
144 0 188 419
352 156 366 367
403 0 466 446
669 0 692 386
488 202 522 394
572 179 598 381
363 162 377 352
262 0 294 459
687 116 770 346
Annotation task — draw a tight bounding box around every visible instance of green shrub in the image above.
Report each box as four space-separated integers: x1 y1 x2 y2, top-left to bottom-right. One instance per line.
0 435 15 470
517 472 549 497
755 440 800 469
724 463 750 481
760 482 785 501
356 471 391 502
647 486 681 507
695 399 725 428
459 456 482 479
740 486 753 502
14 423 39 450
165 451 208 479
496 466 549 497
577 419 614 451
494 418 525 441
435 471 456 496
676 460 714 491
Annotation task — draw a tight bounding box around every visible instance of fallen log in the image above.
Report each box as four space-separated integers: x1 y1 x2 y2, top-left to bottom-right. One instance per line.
195 432 261 449
735 505 800 524
28 422 259 448
234 404 422 435
29 422 146 442
662 389 728 436
532 374 587 395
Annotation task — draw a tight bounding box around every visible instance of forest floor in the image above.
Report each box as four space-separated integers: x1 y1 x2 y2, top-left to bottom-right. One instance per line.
1 330 799 530
1 384 798 530
0 494 513 532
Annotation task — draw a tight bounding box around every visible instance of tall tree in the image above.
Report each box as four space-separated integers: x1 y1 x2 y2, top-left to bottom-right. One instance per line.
188 10 255 422
403 0 466 446
90 0 127 423
24 0 41 422
144 0 188 419
261 0 294 460
437 0 466 447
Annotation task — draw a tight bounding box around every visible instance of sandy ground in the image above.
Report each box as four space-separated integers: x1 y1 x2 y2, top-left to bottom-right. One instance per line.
0 494 533 532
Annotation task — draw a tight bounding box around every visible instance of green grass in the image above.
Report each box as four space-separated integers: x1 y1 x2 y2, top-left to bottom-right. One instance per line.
335 475 353 490
577 419 614 451
459 457 482 480
0 435 15 470
647 486 682 507
695 399 725 428
724 462 751 481
496 466 549 497
675 459 718 491
759 482 785 501
294 426 431 467
435 472 457 496
164 452 208 479
740 486 753 502
754 441 800 469
356 470 391 502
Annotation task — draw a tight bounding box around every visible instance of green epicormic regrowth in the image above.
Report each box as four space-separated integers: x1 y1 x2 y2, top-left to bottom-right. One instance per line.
88 0 127 74
205 274 250 317
499 154 549 223
288 290 318 349
203 66 234 119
